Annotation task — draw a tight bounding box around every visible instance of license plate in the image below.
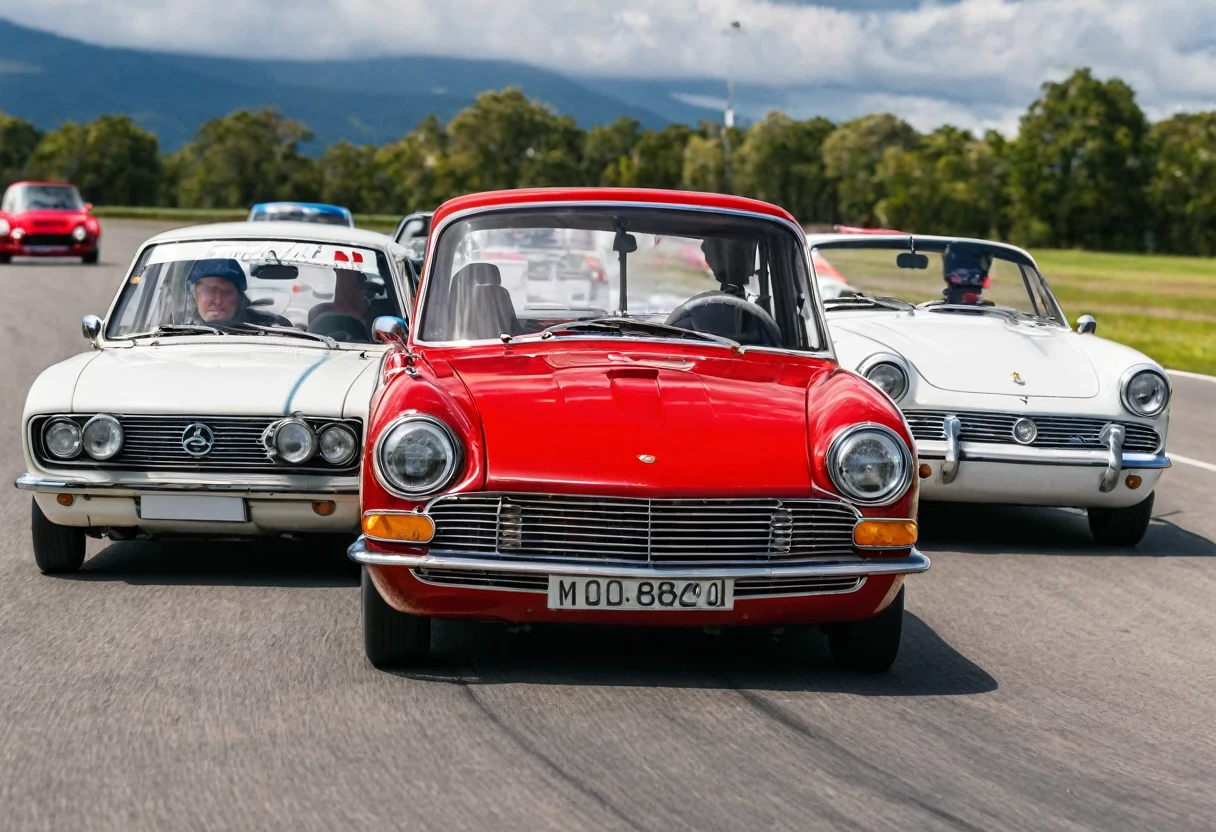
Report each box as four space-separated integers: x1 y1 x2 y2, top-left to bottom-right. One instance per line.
25 245 70 252
547 576 734 611
139 495 247 522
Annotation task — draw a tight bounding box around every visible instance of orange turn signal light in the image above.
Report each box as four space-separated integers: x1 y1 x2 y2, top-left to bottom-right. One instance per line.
363 512 435 543
56 494 75 507
853 519 918 549
312 500 336 516
1126 475 1142 490
919 463 932 479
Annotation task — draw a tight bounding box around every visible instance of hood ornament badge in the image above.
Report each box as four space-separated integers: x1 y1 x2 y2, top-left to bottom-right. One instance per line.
1011 371 1026 386
638 454 656 464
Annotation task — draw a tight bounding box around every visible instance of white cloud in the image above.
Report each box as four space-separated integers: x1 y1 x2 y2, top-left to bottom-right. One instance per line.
3 0 1216 131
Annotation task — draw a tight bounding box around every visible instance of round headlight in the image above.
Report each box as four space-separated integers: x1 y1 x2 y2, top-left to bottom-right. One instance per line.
43 418 83 459
274 419 317 464
71 224 88 242
82 414 123 460
375 416 461 497
827 425 913 506
0 219 10 236
11 227 25 241
1121 368 1169 417
864 362 909 401
319 424 358 466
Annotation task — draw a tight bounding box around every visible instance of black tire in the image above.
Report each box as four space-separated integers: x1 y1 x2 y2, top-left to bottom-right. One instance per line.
827 586 904 673
30 497 86 574
1088 492 1155 547
82 251 99 265
362 566 430 668
0 253 11 264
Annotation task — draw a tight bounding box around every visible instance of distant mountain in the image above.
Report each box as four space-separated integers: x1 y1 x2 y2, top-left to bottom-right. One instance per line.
0 18 735 153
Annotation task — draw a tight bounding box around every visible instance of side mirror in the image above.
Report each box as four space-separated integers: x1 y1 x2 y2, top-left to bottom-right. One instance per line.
84 202 93 213
1077 314 1097 335
372 315 408 348
82 314 102 346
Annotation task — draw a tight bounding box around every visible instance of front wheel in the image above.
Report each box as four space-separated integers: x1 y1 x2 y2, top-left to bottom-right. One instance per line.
362 566 431 668
0 253 11 264
31 498 86 574
1088 492 1155 547
82 250 99 265
826 586 904 673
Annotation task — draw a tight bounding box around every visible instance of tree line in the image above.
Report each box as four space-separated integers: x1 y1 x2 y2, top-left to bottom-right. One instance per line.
3 67 1215 256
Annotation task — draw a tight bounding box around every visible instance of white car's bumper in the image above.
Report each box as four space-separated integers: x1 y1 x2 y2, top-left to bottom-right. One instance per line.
915 437 1170 508
15 472 360 535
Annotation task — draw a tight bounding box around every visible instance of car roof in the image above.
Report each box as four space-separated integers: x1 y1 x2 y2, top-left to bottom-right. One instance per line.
251 201 352 215
806 231 1037 264
431 188 800 230
141 221 401 251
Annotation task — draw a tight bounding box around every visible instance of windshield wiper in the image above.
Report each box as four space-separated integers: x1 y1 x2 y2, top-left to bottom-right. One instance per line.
537 317 741 349
823 294 915 312
128 323 227 339
922 302 1024 323
227 322 337 348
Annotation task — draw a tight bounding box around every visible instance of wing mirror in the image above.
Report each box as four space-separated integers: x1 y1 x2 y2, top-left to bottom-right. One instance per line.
83 202 93 213
1077 314 1097 335
372 315 409 348
82 314 102 347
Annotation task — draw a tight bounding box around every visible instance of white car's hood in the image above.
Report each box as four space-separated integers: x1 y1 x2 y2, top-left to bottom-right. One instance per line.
831 312 1100 398
71 343 381 417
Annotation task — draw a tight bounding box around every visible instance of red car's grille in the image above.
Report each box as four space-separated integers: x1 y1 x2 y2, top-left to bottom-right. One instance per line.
21 234 76 247
425 493 861 567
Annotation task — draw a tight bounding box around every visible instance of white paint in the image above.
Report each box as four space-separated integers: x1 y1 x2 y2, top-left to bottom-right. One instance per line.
1170 454 1216 474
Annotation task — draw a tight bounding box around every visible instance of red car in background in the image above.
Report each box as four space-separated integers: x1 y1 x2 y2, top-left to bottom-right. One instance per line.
0 181 101 264
351 187 930 673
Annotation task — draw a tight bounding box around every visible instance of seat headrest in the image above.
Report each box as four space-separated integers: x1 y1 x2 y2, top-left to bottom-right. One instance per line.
451 262 502 287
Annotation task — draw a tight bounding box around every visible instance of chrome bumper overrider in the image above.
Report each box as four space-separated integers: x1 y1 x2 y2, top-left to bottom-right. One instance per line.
347 536 930 580
14 472 358 495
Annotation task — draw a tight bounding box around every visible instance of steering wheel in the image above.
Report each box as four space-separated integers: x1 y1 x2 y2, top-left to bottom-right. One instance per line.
309 312 370 343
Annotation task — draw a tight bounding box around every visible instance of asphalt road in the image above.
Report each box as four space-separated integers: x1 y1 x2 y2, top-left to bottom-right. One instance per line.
2 220 1214 831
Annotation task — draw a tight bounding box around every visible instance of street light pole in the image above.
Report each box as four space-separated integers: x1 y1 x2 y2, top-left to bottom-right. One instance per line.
722 20 742 194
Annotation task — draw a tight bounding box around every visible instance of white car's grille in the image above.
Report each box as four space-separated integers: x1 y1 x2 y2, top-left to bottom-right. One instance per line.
425 493 861 567
29 414 362 475
903 410 1161 453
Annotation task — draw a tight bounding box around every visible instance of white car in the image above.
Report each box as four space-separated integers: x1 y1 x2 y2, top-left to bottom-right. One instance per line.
811 232 1171 547
15 222 415 573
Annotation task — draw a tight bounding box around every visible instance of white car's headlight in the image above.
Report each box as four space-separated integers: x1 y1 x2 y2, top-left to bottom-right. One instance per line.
274 419 317 463
0 219 10 236
318 424 358 465
827 425 913 506
82 414 123 460
864 362 909 401
1121 368 1170 418
375 415 461 497
43 418 83 459
71 224 88 242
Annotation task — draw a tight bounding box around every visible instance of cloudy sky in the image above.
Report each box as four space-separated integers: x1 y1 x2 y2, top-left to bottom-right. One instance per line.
3 0 1215 133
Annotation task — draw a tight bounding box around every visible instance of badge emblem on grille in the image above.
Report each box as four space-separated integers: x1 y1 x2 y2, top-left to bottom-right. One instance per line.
181 423 215 457
638 454 656 464
1011 371 1026 386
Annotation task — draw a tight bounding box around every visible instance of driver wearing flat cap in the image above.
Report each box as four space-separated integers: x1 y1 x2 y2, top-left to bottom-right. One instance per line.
186 258 278 326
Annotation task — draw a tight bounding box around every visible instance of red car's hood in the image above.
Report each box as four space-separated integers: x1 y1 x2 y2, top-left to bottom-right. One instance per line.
443 347 826 497
9 209 89 229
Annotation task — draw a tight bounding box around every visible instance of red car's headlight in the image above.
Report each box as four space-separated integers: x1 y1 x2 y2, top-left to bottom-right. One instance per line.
373 414 463 498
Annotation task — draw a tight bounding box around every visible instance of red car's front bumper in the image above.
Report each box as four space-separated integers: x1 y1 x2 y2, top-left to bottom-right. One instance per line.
351 537 929 627
0 239 97 258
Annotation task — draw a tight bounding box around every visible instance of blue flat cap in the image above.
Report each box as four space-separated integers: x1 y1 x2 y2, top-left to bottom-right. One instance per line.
187 258 247 292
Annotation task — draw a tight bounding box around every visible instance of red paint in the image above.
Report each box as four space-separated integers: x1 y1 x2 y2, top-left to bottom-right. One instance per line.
361 188 920 627
0 181 100 260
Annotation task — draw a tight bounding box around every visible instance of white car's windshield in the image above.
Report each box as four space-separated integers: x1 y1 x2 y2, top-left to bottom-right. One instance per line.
106 238 403 345
419 207 824 351
812 239 1065 324
9 185 84 212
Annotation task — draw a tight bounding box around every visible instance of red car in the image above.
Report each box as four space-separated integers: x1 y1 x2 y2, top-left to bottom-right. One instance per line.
0 181 101 264
352 188 929 672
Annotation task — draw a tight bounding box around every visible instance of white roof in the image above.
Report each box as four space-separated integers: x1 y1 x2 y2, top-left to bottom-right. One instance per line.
143 221 405 255
805 232 1036 264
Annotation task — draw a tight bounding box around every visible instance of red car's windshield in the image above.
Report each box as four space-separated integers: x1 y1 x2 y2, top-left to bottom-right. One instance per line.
5 185 85 212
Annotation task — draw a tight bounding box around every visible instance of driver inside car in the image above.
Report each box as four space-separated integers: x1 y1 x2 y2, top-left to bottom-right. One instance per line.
941 244 994 306
187 258 282 327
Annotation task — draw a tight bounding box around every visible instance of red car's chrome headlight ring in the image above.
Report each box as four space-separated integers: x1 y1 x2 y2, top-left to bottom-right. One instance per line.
372 413 464 499
826 423 914 507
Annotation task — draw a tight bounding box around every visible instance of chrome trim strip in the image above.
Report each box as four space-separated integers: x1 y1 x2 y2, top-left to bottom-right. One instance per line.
1099 423 1125 493
348 536 930 578
915 441 1171 470
14 472 358 495
941 415 962 484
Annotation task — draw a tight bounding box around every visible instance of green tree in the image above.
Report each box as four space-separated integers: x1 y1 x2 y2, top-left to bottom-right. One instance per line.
171 109 319 209
734 112 836 225
874 126 1010 239
26 115 161 205
583 117 641 185
372 114 453 213
681 134 725 192
318 140 379 212
1009 68 1150 250
1146 112 1216 256
621 124 692 189
444 88 584 193
0 110 41 189
822 113 919 226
